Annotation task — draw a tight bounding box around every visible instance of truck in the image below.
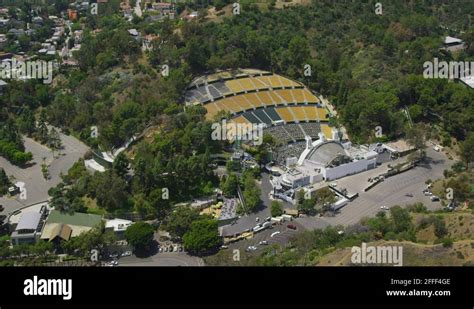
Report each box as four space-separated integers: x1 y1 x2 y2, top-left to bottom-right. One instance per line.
262 221 272 229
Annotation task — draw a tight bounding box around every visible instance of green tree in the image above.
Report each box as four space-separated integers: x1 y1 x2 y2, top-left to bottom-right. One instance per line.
36 110 49 144
221 173 238 197
390 206 413 233
0 168 9 194
270 200 284 217
125 222 155 250
16 108 36 136
93 171 129 211
48 128 62 151
166 207 200 239
461 133 474 165
183 219 222 255
405 123 427 160
296 189 316 215
242 173 261 213
113 152 130 178
432 216 447 239
315 187 337 213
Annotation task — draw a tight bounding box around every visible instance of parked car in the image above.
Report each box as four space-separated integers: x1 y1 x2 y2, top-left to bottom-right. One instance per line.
246 245 257 252
431 196 440 202
121 251 132 257
270 231 281 237
259 240 268 246
220 245 228 249
287 224 297 230
380 206 389 210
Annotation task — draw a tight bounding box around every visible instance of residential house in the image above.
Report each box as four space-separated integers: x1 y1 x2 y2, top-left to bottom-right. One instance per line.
40 210 103 242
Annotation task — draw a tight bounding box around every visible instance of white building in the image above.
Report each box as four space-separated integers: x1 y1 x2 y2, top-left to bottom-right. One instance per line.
443 36 465 52
279 130 379 189
105 218 133 238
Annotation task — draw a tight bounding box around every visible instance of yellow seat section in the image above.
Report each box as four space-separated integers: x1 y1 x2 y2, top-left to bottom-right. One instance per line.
279 76 300 88
291 106 307 121
276 107 295 122
204 103 221 120
266 75 283 88
226 79 245 93
304 90 319 103
317 108 329 120
321 124 333 139
249 77 268 90
291 89 306 103
303 106 318 120
230 95 254 111
225 97 245 113
253 92 273 106
215 99 239 114
265 91 283 105
244 93 264 108
253 76 271 88
232 115 251 125
238 78 256 92
274 89 295 103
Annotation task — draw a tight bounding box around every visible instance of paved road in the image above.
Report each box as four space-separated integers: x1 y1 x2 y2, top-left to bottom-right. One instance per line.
119 252 204 266
0 131 89 215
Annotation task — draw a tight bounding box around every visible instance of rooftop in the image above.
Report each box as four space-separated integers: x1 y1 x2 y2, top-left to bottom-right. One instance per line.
105 218 133 232
459 75 474 89
15 212 41 231
444 36 463 45
41 223 72 241
46 210 102 228
307 141 346 166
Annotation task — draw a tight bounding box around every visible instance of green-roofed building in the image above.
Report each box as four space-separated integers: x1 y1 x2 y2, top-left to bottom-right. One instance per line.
41 210 103 239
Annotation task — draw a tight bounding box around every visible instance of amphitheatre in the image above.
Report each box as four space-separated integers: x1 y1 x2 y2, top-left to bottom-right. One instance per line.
184 69 336 160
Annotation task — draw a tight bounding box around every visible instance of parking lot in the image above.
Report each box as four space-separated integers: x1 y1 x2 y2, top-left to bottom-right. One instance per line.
226 220 303 254
0 131 89 215
318 147 453 227
220 147 454 251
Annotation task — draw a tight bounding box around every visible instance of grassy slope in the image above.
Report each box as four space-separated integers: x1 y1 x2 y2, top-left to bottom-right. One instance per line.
317 212 474 266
